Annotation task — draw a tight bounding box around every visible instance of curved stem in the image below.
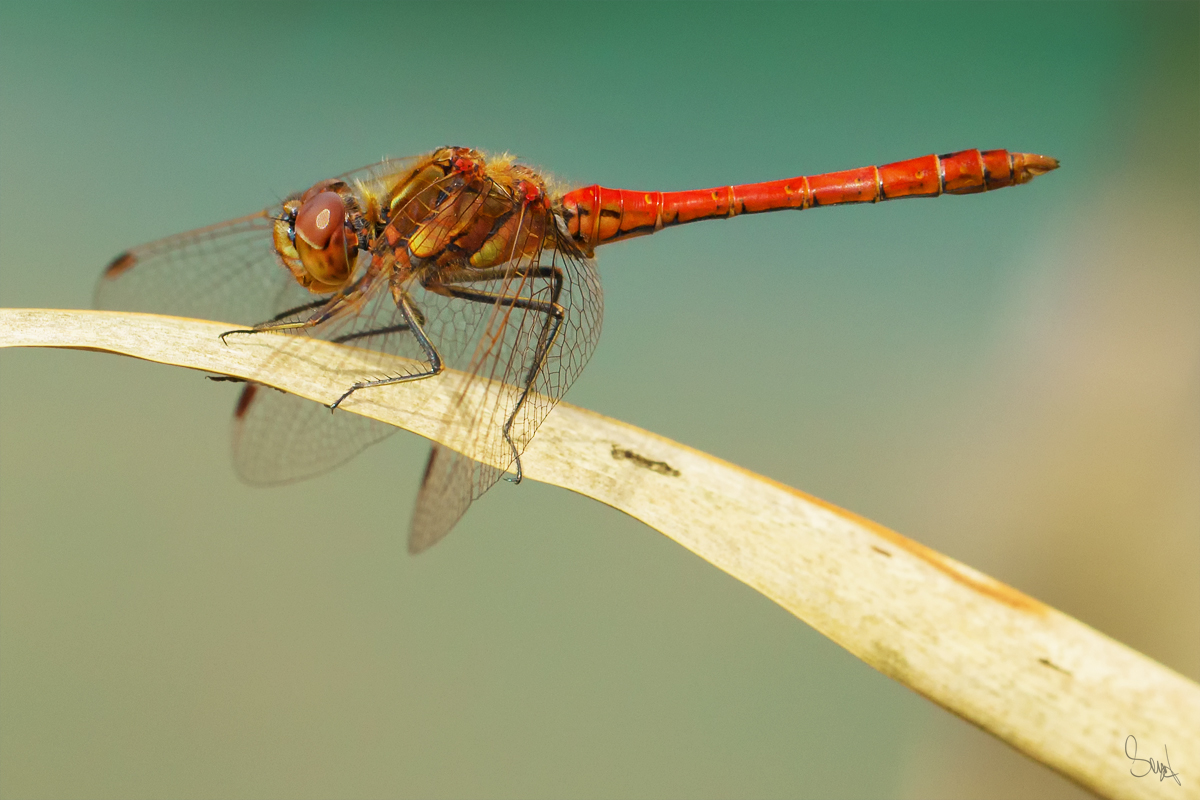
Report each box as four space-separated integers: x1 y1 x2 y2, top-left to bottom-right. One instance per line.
1 308 1195 800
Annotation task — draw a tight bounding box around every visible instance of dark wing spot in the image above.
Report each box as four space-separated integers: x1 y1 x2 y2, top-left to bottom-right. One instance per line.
419 447 438 488
234 384 258 419
103 251 137 278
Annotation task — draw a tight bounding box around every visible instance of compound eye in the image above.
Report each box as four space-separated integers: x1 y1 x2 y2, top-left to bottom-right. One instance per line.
294 191 346 249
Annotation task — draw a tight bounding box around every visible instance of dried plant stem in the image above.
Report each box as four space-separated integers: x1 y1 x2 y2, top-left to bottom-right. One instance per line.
1 308 1196 800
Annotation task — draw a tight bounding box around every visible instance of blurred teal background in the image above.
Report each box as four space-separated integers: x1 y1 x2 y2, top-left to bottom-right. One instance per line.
1 3 1197 798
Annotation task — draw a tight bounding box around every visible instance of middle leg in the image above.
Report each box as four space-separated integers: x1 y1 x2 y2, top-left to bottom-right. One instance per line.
328 277 445 410
431 266 565 481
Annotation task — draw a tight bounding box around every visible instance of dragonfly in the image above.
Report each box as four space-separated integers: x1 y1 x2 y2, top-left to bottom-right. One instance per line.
96 146 1058 552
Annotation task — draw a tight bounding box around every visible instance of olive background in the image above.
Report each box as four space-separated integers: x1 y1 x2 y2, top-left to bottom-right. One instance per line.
1 3 1197 798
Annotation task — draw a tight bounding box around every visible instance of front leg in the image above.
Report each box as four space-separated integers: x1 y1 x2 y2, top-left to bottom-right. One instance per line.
219 262 381 343
327 276 445 410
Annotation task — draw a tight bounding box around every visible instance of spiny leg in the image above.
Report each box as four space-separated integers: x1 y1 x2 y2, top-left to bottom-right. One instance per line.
220 295 355 343
219 270 378 343
437 263 563 304
433 269 565 482
331 285 429 344
440 264 565 386
331 323 412 345
327 279 444 410
263 296 330 324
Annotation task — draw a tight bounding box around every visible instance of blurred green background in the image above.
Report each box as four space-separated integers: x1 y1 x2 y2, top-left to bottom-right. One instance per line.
1 2 1196 798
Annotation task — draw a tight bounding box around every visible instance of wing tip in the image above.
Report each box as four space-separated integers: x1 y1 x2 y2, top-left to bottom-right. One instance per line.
406 446 475 556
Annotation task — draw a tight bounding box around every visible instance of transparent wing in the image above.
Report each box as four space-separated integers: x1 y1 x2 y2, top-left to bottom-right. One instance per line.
225 260 486 487
95 210 291 326
93 154 430 326
333 155 430 194
231 383 397 485
94 152 605 545
406 212 604 552
94 154 435 486
408 445 475 554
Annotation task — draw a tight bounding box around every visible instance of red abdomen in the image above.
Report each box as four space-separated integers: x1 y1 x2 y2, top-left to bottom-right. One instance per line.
559 148 1058 253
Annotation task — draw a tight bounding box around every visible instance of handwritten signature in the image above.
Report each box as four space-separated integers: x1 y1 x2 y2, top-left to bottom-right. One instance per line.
1126 735 1181 786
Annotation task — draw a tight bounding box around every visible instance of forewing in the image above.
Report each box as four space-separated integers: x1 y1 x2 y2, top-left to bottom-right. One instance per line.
407 212 604 551
94 153 432 327
95 210 290 326
94 154 437 487
93 154 605 542
333 154 428 193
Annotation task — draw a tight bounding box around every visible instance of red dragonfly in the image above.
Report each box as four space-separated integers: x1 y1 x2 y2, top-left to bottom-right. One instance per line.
96 146 1058 552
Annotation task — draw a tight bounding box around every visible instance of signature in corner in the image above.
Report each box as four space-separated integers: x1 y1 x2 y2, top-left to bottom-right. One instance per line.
1126 735 1181 786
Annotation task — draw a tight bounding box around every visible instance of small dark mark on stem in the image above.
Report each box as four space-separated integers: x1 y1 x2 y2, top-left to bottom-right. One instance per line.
611 444 681 477
1038 657 1072 676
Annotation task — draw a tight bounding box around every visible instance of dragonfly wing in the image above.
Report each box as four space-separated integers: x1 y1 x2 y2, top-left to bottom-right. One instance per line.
94 155 442 488
408 445 476 554
95 203 420 489
332 154 428 195
232 383 397 485
94 152 433 329
95 210 292 326
96 152 605 552
402 210 604 551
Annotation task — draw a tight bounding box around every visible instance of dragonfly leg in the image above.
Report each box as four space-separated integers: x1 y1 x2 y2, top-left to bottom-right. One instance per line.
432 267 565 482
262 296 331 324
219 269 378 343
436 263 564 304
331 322 413 345
226 294 407 346
327 280 444 410
331 296 427 344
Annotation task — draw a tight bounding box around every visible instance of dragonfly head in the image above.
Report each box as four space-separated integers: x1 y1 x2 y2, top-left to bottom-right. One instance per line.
273 181 364 293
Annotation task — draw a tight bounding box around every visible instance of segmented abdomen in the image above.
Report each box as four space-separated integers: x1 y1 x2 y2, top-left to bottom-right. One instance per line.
559 148 1058 252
